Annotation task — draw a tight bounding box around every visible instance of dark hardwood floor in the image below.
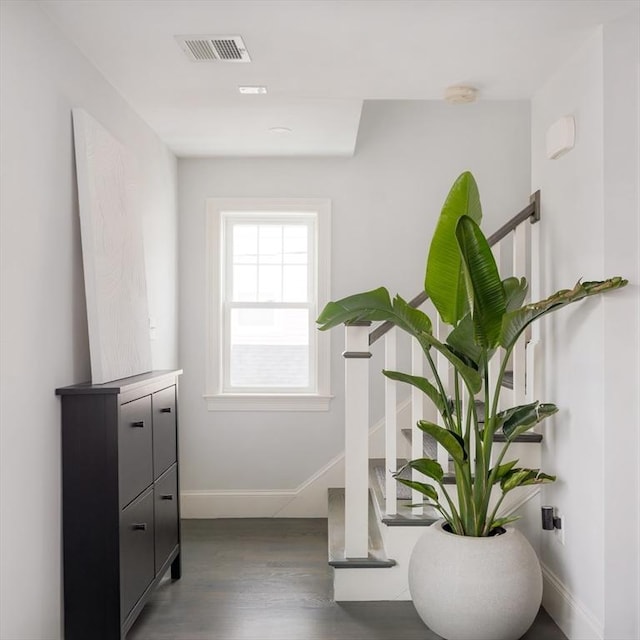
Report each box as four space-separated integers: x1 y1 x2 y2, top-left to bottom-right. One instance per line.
127 518 567 640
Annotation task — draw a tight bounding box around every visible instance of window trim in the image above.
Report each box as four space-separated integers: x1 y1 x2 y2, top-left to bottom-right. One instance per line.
205 198 332 411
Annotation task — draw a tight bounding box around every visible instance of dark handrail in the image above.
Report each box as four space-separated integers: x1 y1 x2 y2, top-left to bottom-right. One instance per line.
368 190 540 346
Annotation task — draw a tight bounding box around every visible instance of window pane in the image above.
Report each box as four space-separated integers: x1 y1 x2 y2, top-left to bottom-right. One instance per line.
282 265 308 302
229 308 309 388
233 265 257 301
257 265 282 302
259 225 282 264
283 225 308 264
233 225 257 264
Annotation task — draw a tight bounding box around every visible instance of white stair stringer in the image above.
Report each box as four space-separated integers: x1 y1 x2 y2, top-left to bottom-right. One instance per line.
333 523 424 601
334 461 430 601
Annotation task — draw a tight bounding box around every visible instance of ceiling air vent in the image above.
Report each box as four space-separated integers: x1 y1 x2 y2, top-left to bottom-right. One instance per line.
176 35 251 62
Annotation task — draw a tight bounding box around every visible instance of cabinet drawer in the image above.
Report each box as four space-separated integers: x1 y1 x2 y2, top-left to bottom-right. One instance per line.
154 465 179 571
152 386 177 478
120 489 154 622
119 396 153 507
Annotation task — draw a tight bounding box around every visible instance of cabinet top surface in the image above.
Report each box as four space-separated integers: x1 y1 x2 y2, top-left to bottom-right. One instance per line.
55 369 183 396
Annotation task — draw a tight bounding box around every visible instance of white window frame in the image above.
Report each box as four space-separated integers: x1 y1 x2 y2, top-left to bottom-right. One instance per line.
205 198 332 411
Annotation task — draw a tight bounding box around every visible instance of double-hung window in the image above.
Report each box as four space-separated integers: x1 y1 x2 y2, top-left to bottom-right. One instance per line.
206 199 331 411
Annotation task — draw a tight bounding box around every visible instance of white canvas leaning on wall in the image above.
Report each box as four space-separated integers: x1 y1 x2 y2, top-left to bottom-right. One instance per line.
72 108 152 384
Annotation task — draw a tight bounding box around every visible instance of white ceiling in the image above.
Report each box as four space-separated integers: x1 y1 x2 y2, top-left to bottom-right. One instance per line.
40 0 638 157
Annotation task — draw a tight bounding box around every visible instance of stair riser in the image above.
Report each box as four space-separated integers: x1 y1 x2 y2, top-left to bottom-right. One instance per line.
334 526 423 601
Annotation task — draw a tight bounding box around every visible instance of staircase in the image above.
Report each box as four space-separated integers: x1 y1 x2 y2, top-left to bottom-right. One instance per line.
327 192 544 601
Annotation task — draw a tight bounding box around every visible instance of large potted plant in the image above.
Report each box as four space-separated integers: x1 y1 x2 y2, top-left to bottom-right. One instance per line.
316 172 626 640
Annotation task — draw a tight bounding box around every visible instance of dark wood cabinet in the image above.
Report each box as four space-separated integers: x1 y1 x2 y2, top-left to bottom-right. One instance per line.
56 370 183 640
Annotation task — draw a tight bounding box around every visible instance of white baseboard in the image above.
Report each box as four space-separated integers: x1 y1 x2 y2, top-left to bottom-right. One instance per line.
541 562 603 640
180 489 297 518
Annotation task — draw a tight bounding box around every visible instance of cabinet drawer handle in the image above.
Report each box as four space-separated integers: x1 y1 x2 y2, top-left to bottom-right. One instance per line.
131 420 145 428
160 407 172 413
160 494 174 500
132 523 147 531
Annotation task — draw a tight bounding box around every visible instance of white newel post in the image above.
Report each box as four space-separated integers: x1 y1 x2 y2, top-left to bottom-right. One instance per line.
344 322 371 559
385 329 398 516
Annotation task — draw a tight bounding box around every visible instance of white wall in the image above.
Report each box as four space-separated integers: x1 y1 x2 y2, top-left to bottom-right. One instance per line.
532 30 606 634
0 3 178 639
177 100 531 514
601 12 640 640
531 14 639 640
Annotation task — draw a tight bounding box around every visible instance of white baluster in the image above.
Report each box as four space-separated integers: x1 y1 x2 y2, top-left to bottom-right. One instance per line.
490 240 505 404
465 393 476 476
526 209 541 404
489 241 503 467
436 318 450 473
384 329 397 516
344 323 371 558
512 224 528 406
411 337 424 515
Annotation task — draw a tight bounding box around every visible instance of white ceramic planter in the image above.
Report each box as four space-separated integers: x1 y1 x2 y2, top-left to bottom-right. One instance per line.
408 520 542 640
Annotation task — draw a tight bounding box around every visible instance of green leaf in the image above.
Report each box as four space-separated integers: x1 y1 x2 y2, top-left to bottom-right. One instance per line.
316 288 433 338
495 402 536 429
490 459 519 485
382 370 452 420
445 276 526 369
490 515 520 530
503 277 529 312
390 295 433 336
316 287 395 330
445 313 482 367
500 468 556 493
417 421 467 464
405 458 445 484
394 478 439 502
456 216 506 349
499 402 558 440
419 332 482 394
425 172 482 326
500 277 628 349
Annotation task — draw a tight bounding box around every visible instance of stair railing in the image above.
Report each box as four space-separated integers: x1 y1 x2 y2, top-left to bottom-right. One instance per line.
342 192 540 559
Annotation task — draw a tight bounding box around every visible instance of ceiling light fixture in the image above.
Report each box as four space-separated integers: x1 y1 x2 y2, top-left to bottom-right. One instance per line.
268 127 292 134
444 85 478 104
238 86 267 95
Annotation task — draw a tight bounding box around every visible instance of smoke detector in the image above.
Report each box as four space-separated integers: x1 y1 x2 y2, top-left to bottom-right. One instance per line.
444 85 478 104
175 35 251 62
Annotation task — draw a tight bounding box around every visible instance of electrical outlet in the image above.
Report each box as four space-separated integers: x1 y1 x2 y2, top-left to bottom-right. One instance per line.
554 515 565 545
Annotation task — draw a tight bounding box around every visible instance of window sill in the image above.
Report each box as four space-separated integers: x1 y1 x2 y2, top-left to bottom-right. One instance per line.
204 393 333 412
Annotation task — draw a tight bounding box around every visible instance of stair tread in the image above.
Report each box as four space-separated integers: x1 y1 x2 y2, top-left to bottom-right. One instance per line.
401 427 543 457
370 457 413 501
327 488 396 568
503 370 514 389
369 459 439 527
